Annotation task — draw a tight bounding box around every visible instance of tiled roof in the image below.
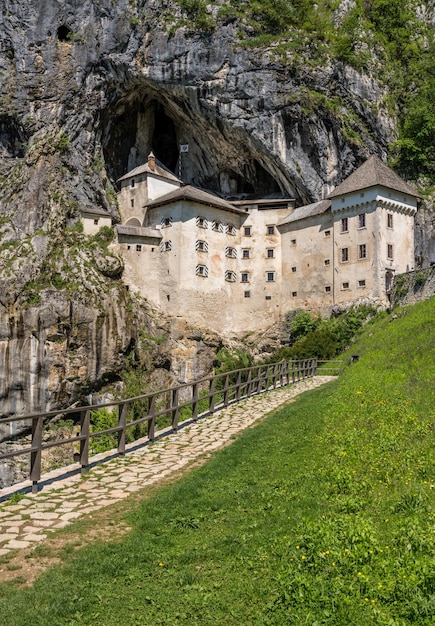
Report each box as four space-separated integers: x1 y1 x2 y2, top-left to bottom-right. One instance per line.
328 155 419 198
278 199 331 226
145 185 248 215
116 225 162 239
81 206 112 217
118 159 181 184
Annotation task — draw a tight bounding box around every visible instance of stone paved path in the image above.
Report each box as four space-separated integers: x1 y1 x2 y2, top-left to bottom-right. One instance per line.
0 377 335 558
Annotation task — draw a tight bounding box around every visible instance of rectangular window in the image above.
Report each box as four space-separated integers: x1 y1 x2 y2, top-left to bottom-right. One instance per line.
136 244 142 252
244 226 251 236
358 244 367 259
341 247 349 263
324 259 330 266
212 220 223 232
267 272 275 282
196 264 209 277
244 290 250 298
131 179 135 188
291 266 297 273
267 225 275 235
226 224 236 236
161 217 172 228
195 240 208 253
358 279 366 288
292 291 297 297
225 270 237 282
160 240 172 252
265 295 272 300
387 244 393 259
196 216 208 229
341 217 348 233
324 230 331 237
241 272 249 283
342 282 349 290
242 249 250 259
130 199 134 208
93 218 99 225
387 213 393 229
225 246 237 258
267 249 274 258
291 239 296 245
358 213 366 228
325 285 331 292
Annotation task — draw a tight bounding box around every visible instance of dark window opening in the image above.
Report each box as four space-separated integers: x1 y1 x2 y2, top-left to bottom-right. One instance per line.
57 25 72 42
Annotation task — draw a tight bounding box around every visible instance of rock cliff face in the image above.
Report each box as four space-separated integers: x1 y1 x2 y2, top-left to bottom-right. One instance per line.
0 1 433 422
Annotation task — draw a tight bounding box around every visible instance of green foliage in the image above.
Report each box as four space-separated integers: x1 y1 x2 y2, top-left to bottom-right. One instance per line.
56 132 70 152
274 305 379 361
214 347 253 374
288 310 321 341
90 408 118 453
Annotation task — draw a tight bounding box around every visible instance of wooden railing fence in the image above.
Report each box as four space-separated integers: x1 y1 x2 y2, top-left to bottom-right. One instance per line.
0 359 341 493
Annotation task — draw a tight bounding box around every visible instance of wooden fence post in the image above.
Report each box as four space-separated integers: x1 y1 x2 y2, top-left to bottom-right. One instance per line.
235 371 242 401
30 415 43 493
223 374 230 407
171 388 179 431
118 403 127 455
209 378 215 414
192 383 199 421
79 408 90 473
148 394 156 441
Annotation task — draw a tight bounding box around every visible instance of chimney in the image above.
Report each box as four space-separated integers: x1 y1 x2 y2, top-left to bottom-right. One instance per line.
148 151 156 171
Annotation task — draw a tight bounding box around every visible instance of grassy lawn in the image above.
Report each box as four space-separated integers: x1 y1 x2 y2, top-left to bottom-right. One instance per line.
0 298 434 625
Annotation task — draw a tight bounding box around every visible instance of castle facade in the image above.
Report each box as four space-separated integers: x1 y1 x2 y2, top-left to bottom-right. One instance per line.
110 153 418 335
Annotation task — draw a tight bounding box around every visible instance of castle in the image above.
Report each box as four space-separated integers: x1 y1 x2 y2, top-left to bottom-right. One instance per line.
86 154 419 336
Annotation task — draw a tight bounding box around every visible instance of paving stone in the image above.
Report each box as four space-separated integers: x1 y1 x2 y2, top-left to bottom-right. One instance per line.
23 533 47 542
29 512 59 521
0 548 11 556
4 539 31 549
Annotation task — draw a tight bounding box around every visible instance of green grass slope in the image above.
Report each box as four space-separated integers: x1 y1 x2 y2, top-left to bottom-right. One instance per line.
1 298 434 625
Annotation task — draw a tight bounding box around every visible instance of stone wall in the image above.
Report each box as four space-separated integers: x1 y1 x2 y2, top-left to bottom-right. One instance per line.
391 267 435 308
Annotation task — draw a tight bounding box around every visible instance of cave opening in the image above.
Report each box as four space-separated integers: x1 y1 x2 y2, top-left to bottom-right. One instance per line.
151 103 179 173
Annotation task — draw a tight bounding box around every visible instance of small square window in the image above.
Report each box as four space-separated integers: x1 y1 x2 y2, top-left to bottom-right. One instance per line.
265 295 272 300
324 230 331 237
342 282 349 290
267 272 275 282
241 272 249 283
242 249 250 259
196 216 208 229
244 226 251 236
358 279 366 288
341 247 349 263
93 218 99 225
324 259 330 266
358 244 367 259
292 291 297 297
136 244 142 252
387 213 393 229
341 217 348 233
267 225 275 235
387 244 393 259
358 213 366 228
244 290 251 298
291 266 297 273
325 285 331 292
267 249 274 258
291 239 296 245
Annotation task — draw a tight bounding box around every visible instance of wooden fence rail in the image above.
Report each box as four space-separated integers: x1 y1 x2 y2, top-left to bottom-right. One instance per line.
0 359 341 493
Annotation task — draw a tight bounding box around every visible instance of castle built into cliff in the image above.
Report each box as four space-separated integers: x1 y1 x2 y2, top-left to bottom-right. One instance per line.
84 154 418 335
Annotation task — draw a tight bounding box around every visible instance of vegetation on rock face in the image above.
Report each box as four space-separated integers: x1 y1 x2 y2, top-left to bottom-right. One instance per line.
271 304 380 361
0 298 433 624
173 0 434 181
